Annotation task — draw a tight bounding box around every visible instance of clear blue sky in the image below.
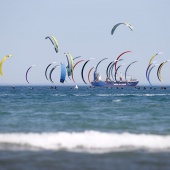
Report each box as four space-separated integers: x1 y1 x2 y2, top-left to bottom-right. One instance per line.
0 0 170 85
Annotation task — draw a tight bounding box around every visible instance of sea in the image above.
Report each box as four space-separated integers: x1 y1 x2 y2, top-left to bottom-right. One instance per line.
0 85 170 170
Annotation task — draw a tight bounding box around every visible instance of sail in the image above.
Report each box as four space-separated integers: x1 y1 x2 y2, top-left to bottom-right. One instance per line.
0 54 12 76
25 65 36 84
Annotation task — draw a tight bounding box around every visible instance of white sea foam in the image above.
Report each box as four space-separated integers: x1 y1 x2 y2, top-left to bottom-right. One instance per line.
112 99 122 102
111 94 136 97
73 94 90 97
144 94 169 97
113 94 169 97
59 94 67 96
53 94 67 96
96 94 112 97
0 131 170 153
53 94 59 96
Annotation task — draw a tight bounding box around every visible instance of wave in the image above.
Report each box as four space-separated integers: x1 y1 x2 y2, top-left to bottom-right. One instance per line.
112 99 122 102
98 93 170 97
144 94 170 96
53 94 67 97
0 131 170 153
73 94 90 97
96 94 113 97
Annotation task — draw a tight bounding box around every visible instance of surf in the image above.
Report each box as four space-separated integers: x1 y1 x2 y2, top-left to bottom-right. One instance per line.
0 131 170 153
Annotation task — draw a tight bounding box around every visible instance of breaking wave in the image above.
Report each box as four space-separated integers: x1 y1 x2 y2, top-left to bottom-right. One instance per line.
0 131 170 153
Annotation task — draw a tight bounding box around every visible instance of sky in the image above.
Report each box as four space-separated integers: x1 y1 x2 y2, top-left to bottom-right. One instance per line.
0 0 170 86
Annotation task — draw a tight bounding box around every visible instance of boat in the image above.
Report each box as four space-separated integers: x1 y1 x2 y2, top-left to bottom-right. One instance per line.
91 72 139 87
91 79 139 87
74 85 78 89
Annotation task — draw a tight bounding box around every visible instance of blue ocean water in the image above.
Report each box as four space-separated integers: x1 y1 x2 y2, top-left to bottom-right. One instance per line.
0 85 170 170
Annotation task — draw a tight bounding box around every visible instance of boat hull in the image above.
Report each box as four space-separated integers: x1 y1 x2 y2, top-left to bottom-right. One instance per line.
91 81 139 87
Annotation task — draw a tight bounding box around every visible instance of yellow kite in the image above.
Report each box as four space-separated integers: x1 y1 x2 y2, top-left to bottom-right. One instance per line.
0 54 12 76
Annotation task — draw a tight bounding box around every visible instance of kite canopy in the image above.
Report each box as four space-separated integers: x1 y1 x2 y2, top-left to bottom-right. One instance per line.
94 58 107 73
25 65 36 84
81 60 91 84
45 35 59 53
106 59 122 81
0 54 12 76
146 61 157 80
72 60 85 83
81 58 95 84
45 62 56 81
124 61 137 81
88 67 95 84
147 65 156 86
114 64 124 83
115 51 131 72
111 22 133 35
60 63 66 83
65 52 74 77
49 65 59 83
157 60 170 82
148 52 163 66
145 52 163 85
